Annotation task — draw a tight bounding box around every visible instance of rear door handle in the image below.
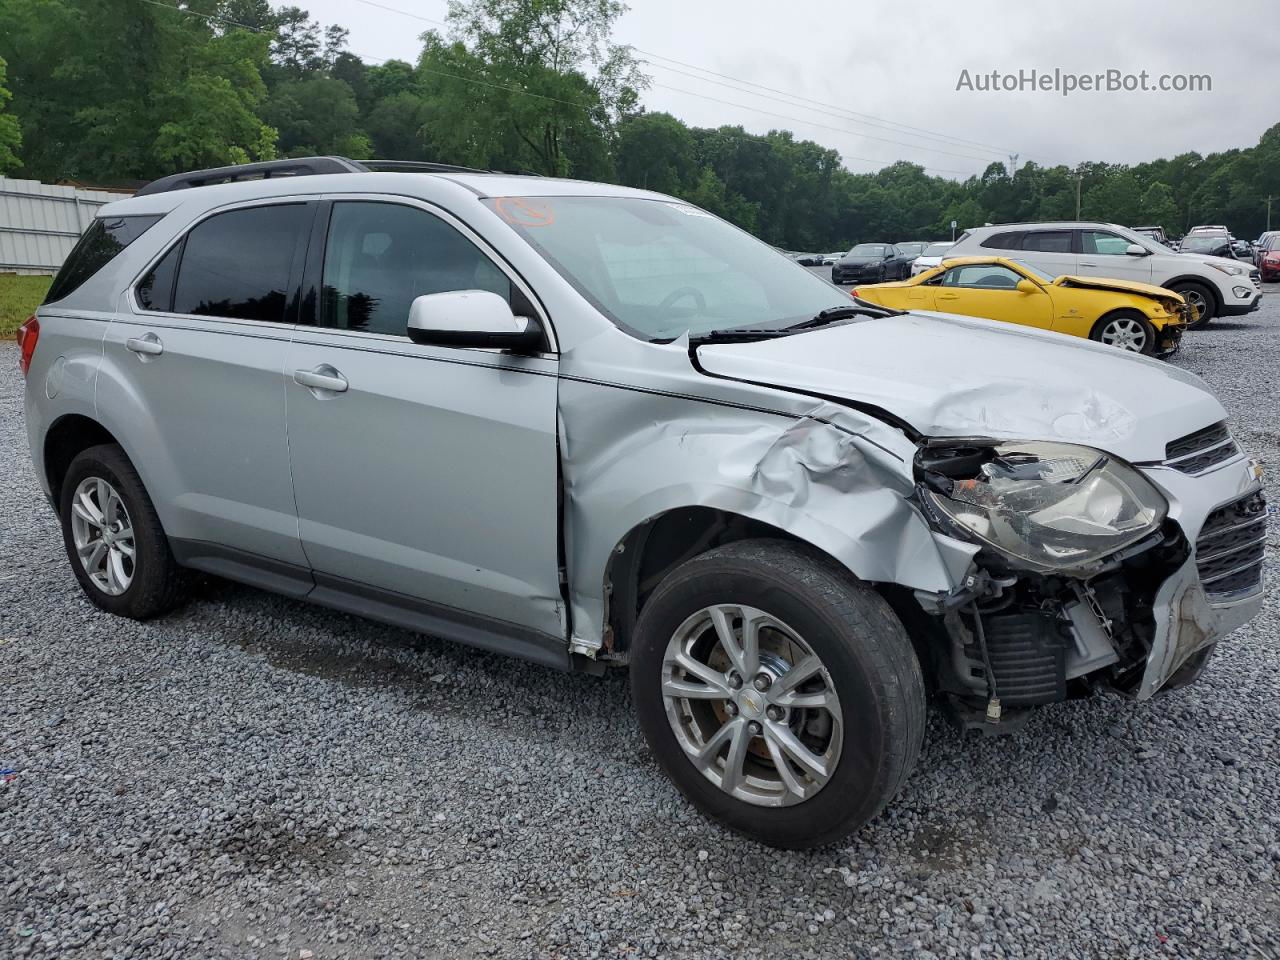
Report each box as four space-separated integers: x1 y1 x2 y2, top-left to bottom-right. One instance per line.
293 365 348 394
126 333 163 356
1079 261 1098 267
937 293 959 300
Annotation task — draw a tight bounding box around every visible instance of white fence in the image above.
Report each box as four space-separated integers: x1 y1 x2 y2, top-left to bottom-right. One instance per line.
0 177 131 275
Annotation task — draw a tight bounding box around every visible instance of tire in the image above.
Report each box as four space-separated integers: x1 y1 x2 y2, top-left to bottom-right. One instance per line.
1169 281 1215 328
59 443 189 619
1090 310 1157 355
630 539 926 849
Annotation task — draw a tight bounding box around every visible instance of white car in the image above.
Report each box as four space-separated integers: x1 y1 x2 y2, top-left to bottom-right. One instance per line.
947 222 1262 326
910 241 954 276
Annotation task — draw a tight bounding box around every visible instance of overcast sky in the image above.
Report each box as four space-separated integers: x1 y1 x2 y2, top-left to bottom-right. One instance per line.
299 0 1274 179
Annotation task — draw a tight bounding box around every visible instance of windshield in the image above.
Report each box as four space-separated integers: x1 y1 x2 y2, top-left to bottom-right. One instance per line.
485 196 849 341
847 244 889 257
1181 236 1226 253
1011 259 1057 282
897 243 926 257
920 243 953 258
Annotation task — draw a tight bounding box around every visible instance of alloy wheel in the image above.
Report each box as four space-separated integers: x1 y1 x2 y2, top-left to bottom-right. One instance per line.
69 476 135 596
1099 316 1149 352
661 603 843 807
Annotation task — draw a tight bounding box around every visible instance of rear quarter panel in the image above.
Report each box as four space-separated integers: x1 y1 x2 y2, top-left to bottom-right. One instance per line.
23 309 112 499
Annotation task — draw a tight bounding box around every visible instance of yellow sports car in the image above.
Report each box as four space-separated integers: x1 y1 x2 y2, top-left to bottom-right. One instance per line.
851 256 1190 356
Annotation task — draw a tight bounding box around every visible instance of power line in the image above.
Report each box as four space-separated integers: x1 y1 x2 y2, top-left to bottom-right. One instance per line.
633 47 1026 158
344 0 1022 165
135 0 985 178
640 59 1002 164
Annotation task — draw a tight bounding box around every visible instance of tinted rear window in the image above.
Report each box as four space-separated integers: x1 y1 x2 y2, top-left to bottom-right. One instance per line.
44 215 162 304
171 204 309 323
980 231 1023 250
1021 230 1074 253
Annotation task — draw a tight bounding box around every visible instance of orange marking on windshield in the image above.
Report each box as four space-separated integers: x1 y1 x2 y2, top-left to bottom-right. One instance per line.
495 197 555 228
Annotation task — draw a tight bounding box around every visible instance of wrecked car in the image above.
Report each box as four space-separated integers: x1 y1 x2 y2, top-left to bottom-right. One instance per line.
21 158 1267 849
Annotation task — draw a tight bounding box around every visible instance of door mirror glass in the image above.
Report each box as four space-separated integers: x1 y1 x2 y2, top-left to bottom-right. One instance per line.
1125 243 1148 257
406 290 541 350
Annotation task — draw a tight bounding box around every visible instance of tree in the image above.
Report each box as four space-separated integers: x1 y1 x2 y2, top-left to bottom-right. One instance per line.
0 55 19 173
263 75 370 157
272 6 322 75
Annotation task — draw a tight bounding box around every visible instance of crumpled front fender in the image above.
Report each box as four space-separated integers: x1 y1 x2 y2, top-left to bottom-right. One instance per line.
559 380 978 655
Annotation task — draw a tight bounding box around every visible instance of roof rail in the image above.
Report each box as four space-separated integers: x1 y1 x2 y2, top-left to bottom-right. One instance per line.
135 156 509 197
135 156 366 197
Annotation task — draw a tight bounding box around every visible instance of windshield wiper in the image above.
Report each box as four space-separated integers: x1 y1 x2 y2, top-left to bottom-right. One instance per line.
688 302 901 345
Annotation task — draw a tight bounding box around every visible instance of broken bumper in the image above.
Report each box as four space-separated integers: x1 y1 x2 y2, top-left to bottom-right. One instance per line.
1134 456 1267 699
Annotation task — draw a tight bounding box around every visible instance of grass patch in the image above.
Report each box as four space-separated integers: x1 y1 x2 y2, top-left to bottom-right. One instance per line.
0 274 53 337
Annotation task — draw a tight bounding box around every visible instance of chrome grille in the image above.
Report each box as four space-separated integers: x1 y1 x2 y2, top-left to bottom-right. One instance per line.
1163 422 1239 475
1196 491 1268 600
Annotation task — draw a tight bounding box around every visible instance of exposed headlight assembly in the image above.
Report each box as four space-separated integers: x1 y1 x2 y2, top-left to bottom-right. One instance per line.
918 441 1168 574
1209 263 1245 276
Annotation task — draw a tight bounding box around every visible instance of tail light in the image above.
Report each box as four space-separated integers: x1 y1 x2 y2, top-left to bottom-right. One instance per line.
16 314 39 376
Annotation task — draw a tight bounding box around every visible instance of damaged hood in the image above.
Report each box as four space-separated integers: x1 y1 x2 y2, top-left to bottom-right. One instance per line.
1051 274 1183 302
695 311 1226 463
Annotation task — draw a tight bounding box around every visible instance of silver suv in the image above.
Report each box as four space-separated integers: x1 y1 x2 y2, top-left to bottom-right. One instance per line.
20 158 1266 848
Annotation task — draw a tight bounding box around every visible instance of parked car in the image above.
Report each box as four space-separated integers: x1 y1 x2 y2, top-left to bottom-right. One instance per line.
948 221 1262 326
820 251 844 266
910 240 954 276
852 256 1189 355
894 241 929 263
1179 233 1235 259
1131 225 1169 245
831 242 913 283
791 252 826 267
1258 234 1280 282
19 158 1266 849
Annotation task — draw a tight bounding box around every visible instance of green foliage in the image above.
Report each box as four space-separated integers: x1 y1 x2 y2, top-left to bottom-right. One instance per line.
0 274 51 337
0 55 19 173
0 0 1275 248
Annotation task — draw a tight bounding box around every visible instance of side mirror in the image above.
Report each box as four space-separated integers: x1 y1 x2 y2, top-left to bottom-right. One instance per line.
1015 279 1039 295
1125 243 1149 257
406 290 542 351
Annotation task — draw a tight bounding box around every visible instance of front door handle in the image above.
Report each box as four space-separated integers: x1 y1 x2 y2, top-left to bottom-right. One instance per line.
937 293 960 300
1078 261 1098 267
293 365 348 394
126 333 164 357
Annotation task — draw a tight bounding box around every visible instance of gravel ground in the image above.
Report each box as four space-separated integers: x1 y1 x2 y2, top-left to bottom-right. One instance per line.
2 293 1278 960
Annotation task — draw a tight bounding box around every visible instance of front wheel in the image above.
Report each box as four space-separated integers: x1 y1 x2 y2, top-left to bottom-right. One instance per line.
630 540 925 849
1091 311 1157 355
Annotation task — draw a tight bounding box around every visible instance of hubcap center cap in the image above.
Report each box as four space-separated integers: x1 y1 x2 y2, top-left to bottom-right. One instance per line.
736 690 766 720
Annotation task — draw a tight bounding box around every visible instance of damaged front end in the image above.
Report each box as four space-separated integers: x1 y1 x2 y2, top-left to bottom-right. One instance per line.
908 437 1264 731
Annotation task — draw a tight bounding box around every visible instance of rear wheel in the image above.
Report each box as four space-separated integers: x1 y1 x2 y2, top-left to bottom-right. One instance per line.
630 540 925 849
1169 282 1215 327
59 444 189 619
1091 311 1157 355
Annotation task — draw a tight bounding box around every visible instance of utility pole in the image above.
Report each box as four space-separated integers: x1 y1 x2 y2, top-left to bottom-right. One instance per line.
1075 176 1082 220
1268 196 1273 231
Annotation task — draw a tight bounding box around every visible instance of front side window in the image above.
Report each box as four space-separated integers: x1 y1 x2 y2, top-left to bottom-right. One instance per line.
484 196 849 341
45 214 162 303
320 202 510 336
1081 230 1132 255
170 204 310 323
942 264 1023 289
1021 231 1074 253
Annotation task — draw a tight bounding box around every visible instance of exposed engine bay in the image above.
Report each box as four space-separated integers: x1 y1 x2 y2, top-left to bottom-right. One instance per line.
909 438 1197 731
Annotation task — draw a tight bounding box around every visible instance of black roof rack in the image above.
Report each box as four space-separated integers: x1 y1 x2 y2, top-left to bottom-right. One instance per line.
135 156 505 197
135 156 367 197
